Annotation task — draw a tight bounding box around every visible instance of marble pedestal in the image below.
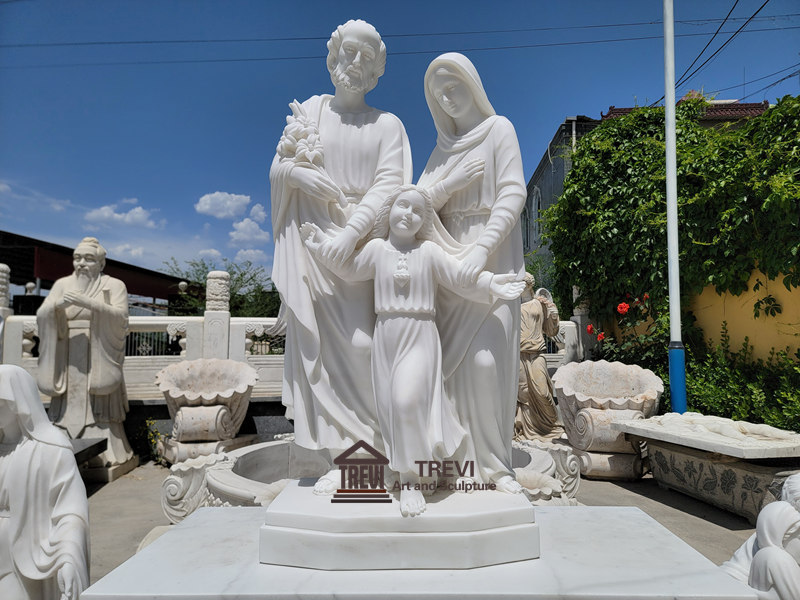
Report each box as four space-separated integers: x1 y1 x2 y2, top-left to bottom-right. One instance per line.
82 506 757 600
260 479 539 569
80 455 138 483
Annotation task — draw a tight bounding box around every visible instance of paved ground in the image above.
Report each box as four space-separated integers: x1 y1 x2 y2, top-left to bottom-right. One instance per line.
87 460 755 584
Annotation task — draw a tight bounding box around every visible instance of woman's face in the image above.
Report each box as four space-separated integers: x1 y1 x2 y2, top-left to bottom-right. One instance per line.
430 70 475 120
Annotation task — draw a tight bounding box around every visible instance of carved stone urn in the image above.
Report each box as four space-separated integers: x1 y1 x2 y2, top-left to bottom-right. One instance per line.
155 358 258 464
553 359 663 479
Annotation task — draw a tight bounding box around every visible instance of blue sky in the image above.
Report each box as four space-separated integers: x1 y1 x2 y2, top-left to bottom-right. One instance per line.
1 0 798 285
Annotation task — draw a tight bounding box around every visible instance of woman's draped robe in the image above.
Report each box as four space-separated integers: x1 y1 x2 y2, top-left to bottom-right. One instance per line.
419 114 526 484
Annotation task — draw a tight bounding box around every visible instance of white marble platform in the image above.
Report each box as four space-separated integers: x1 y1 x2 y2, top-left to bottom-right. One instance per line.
260 479 539 569
613 419 800 459
82 505 757 599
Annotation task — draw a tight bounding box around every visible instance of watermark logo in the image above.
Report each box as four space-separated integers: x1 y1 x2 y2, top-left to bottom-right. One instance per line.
330 440 392 504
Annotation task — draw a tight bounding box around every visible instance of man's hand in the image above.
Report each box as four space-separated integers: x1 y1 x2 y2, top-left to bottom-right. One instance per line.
321 226 360 266
60 291 93 310
288 165 344 204
457 245 489 287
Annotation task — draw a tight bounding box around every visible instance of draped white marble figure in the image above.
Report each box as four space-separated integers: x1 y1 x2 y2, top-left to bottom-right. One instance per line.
0 365 89 600
747 501 800 600
417 53 527 493
302 185 525 516
270 20 411 494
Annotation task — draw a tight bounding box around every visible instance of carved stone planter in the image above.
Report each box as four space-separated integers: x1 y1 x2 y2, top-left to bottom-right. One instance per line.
553 360 663 479
155 358 258 464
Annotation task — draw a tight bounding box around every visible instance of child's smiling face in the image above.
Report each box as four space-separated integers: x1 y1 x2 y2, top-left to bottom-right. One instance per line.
389 190 425 239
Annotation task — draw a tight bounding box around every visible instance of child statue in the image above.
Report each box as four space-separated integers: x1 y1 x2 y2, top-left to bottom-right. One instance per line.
302 184 525 516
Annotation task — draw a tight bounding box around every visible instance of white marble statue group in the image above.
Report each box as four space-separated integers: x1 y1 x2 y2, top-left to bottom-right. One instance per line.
271 20 527 517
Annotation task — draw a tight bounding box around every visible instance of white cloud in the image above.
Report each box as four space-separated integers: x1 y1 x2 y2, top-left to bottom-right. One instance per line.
198 248 222 260
0 182 11 194
120 197 139 205
235 249 268 264
195 191 250 219
110 243 145 259
85 204 157 229
249 203 267 224
229 218 271 247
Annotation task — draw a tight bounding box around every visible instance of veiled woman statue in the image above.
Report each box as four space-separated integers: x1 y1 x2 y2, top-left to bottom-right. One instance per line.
0 365 89 600
418 52 527 494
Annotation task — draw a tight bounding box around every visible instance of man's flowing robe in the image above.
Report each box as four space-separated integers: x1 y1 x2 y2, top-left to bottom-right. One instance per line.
270 94 411 452
36 273 129 437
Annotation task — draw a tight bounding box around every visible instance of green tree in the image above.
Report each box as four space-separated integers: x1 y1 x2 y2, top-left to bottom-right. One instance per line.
163 257 281 318
541 95 800 427
543 95 799 327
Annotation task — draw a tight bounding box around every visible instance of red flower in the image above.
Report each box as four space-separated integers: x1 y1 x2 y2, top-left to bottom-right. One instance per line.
597 332 605 342
617 302 630 315
643 293 650 300
586 324 595 335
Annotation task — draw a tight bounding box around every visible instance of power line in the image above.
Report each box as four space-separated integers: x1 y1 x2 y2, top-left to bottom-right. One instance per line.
708 61 800 94
677 0 772 90
740 69 800 100
0 13 798 49
650 0 773 106
674 0 739 89
1 25 798 70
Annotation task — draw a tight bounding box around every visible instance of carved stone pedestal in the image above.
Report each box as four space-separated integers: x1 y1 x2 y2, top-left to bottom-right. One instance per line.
571 447 644 480
158 435 257 465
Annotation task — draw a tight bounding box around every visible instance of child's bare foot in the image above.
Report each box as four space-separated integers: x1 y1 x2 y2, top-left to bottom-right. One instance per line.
313 469 340 495
400 488 426 517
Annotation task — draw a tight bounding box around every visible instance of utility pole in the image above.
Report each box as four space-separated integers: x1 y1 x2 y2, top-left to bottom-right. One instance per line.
663 0 687 413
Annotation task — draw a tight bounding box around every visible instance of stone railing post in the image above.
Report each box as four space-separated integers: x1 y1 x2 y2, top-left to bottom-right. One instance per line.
203 271 231 359
0 264 13 362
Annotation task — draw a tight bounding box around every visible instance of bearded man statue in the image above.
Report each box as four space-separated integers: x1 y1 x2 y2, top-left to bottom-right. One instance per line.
36 237 135 471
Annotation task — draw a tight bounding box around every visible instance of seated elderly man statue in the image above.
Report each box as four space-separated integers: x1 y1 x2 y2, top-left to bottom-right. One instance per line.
0 364 90 600
36 237 135 470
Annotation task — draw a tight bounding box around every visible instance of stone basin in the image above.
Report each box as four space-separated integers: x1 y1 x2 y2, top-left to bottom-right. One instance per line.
155 358 258 442
161 437 581 524
553 360 663 454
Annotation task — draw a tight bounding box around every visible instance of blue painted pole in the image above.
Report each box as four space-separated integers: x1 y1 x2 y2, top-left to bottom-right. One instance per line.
664 0 688 413
668 342 687 413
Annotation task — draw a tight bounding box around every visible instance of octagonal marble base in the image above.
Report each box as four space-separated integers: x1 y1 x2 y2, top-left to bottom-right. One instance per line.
82 505 757 600
260 479 539 569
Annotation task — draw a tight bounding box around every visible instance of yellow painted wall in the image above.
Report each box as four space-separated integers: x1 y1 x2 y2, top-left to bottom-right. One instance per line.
690 270 800 360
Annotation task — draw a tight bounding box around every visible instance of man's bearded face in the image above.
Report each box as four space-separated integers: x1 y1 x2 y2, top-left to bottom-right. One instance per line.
73 245 102 290
331 27 379 94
